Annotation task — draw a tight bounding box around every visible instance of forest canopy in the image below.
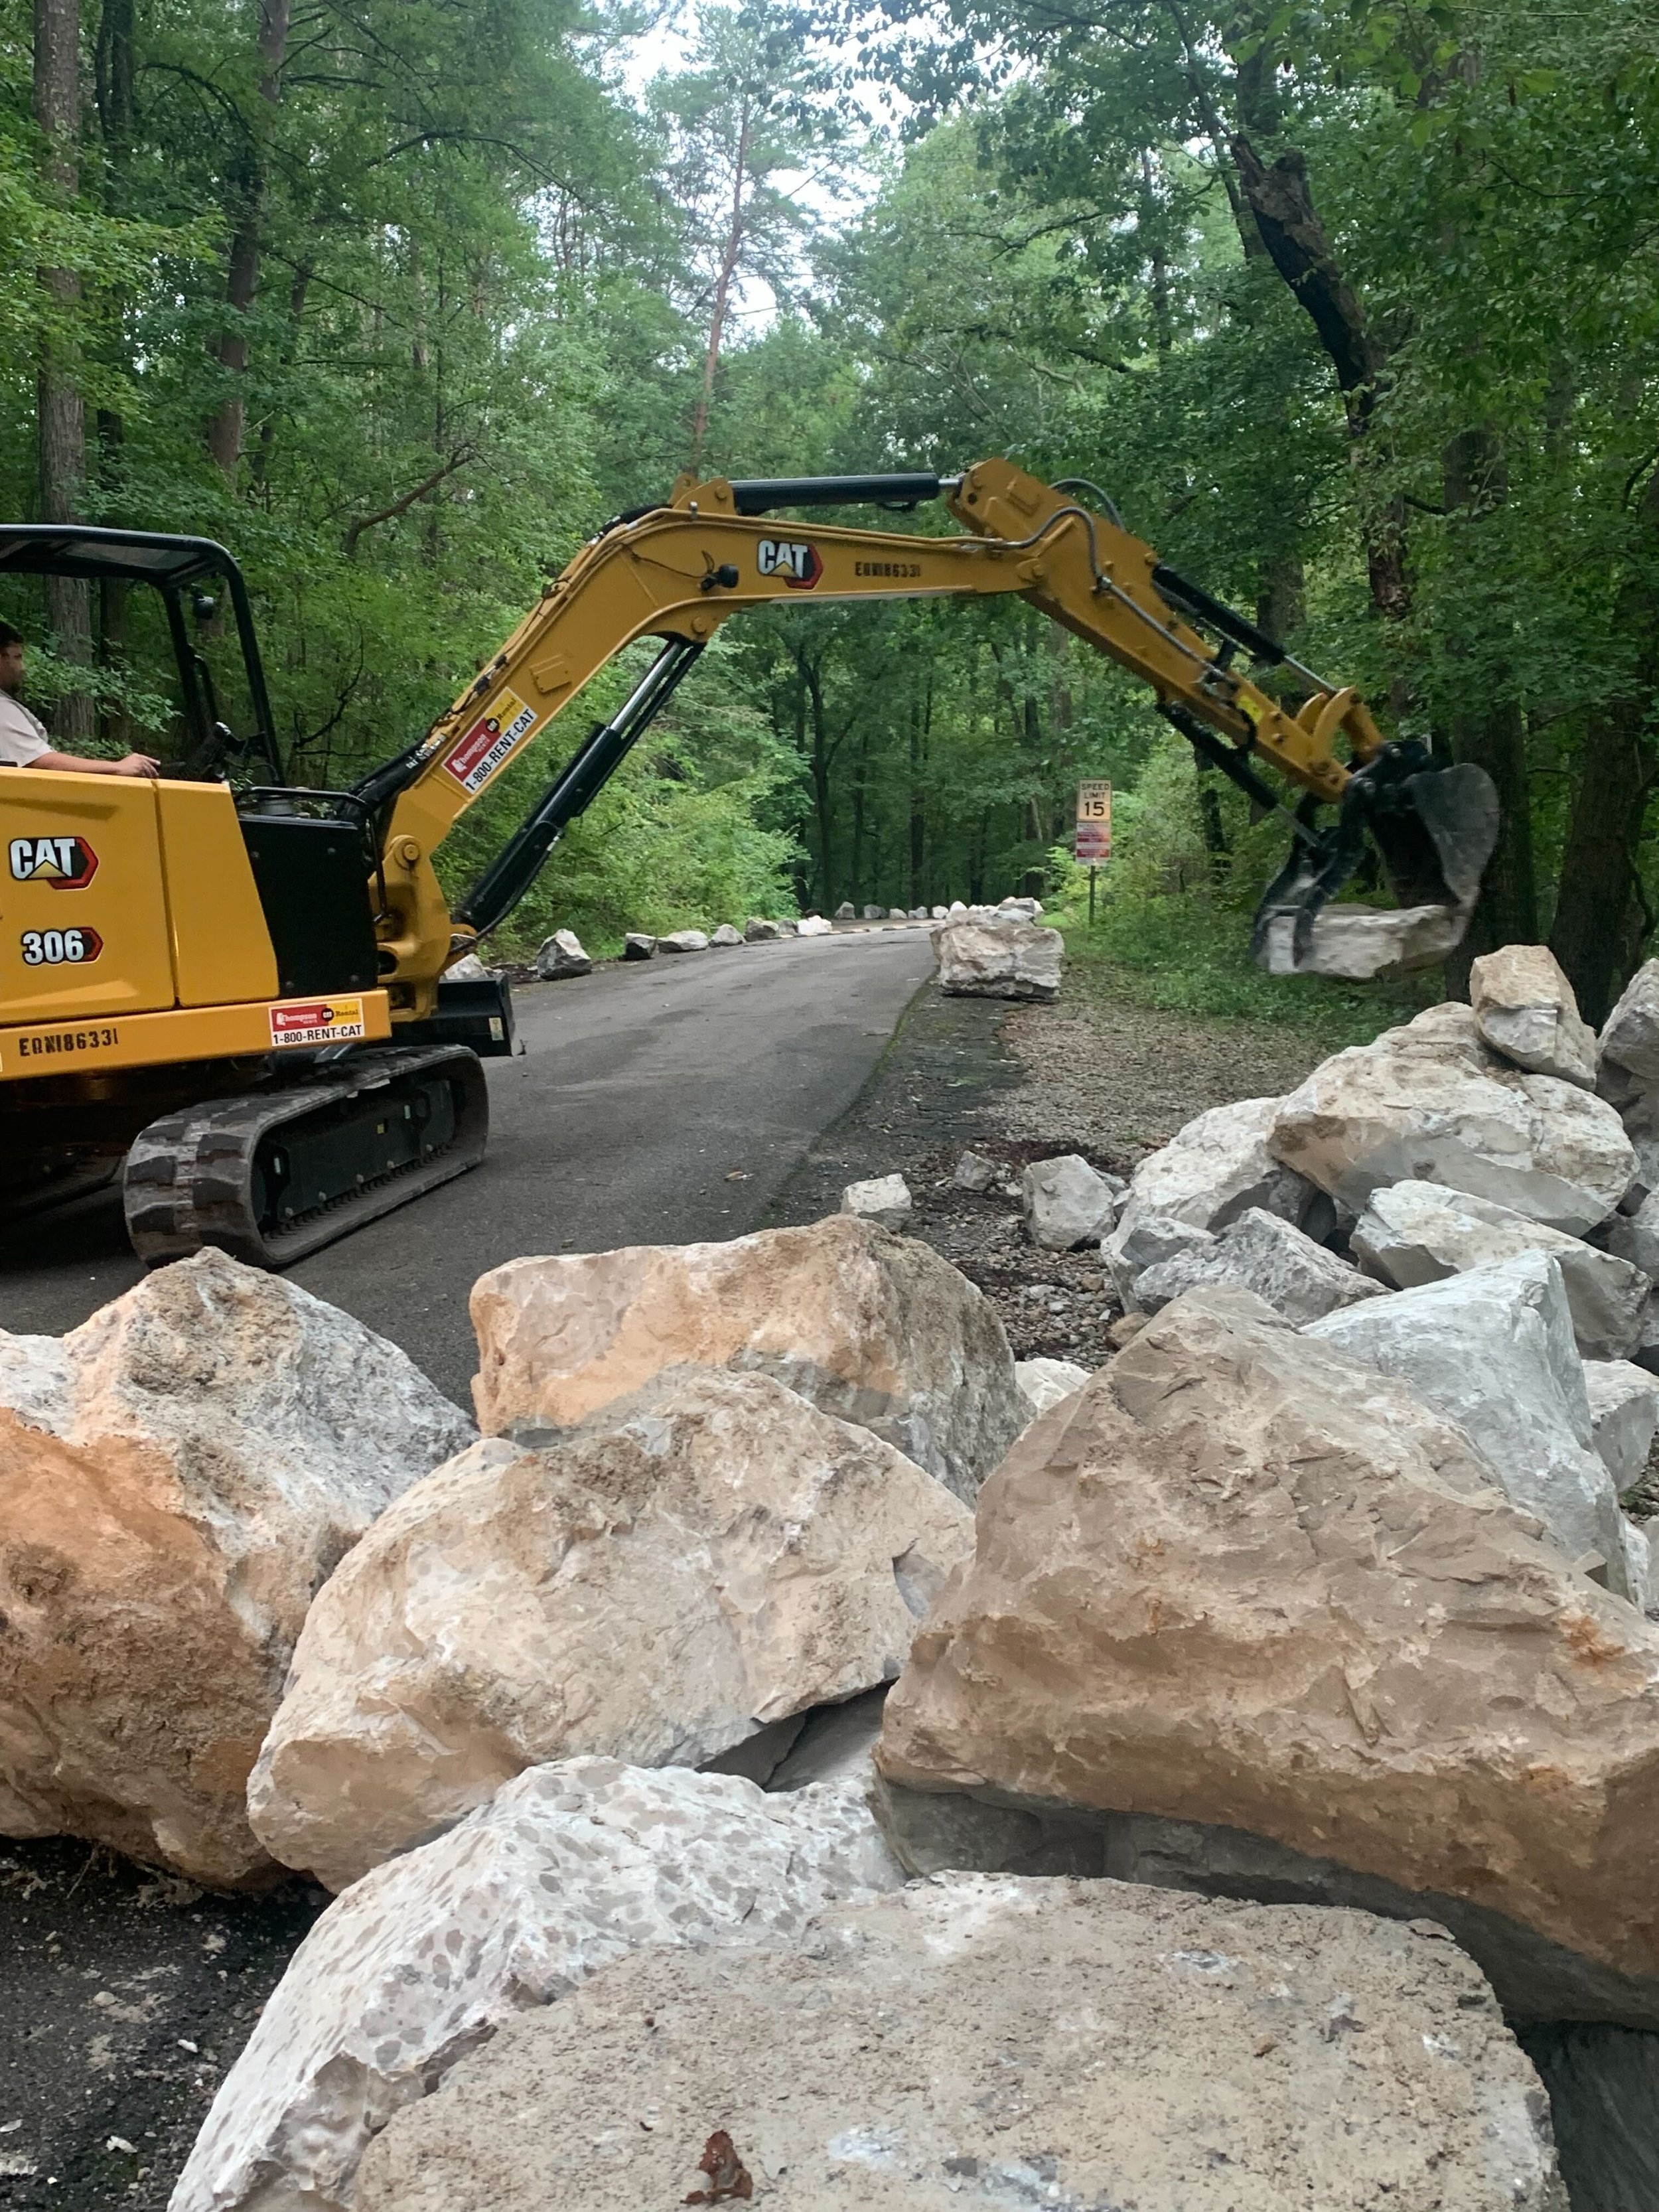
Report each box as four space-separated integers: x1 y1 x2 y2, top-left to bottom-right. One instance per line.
3 0 1656 1011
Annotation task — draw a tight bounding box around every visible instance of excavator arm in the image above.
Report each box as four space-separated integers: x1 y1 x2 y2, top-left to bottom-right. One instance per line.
362 456 1497 1007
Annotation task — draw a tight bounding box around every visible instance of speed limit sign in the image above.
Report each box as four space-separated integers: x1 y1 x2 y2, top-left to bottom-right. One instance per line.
1075 780 1112 862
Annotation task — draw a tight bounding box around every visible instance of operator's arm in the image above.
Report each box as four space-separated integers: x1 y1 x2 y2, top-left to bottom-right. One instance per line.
26 748 160 776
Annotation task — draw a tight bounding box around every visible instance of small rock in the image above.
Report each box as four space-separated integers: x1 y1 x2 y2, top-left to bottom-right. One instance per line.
834 902 855 921
841 1173 912 1231
796 915 832 936
936 916 1063 1002
708 922 744 948
657 929 709 954
1583 1360 1659 1495
1015 1357 1090 1416
743 917 782 942
534 928 591 979
1021 1154 1118 1250
952 1149 997 1194
1107 1310 1148 1349
620 932 656 960
1471 944 1597 1088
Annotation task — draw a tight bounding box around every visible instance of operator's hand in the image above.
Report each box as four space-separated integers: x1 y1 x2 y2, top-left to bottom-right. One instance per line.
115 752 161 778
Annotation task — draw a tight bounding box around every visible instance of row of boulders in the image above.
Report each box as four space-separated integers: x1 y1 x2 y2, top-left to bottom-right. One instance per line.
535 914 822 974
840 894 1045 924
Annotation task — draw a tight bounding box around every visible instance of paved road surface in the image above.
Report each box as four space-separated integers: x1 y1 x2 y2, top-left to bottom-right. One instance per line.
0 926 936 1404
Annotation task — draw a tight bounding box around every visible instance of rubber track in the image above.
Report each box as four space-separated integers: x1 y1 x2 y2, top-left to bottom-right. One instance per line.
123 1043 488 1268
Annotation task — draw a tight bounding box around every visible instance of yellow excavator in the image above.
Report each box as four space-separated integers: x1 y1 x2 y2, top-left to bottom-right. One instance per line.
0 458 1497 1265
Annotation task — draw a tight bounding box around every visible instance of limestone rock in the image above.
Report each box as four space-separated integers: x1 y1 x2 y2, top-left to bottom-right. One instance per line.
1623 1516 1656 1615
620 932 656 960
469 1215 1023 1504
1269 1007 1637 1234
930 903 948 919
1021 1153 1118 1250
709 922 744 948
878 1284 1659 1997
743 917 782 942
1125 1096 1317 1235
840 1173 912 1231
796 914 831 936
1258 900 1473 980
948 899 967 913
774 917 798 935
887 906 906 921
1606 1190 1659 1278
657 929 709 953
1307 1252 1630 1595
934 915 1062 1001
249 1366 971 1890
1135 1207 1384 1326
862 903 883 920
443 952 496 982
835 901 855 921
951 1148 996 1193
909 905 927 919
1583 1360 1659 1495
354 1875 1567 2212
1102 1211 1215 1309
1601 960 1659 1090
1352 1179 1651 1361
0 1252 472 1887
533 928 591 979
1014 1357 1089 1416
1471 944 1597 1087
173 1759 901 2212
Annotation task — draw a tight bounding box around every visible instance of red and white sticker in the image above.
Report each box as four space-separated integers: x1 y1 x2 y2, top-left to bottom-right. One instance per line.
269 996 366 1049
443 688 540 794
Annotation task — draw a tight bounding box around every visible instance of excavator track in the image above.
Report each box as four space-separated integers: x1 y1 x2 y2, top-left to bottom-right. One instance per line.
122 1043 488 1269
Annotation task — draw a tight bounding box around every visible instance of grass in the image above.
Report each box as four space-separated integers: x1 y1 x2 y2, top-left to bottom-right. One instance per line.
1043 888 1440 1056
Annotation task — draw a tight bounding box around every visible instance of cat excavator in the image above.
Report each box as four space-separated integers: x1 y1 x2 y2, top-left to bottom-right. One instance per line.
0 457 1497 1266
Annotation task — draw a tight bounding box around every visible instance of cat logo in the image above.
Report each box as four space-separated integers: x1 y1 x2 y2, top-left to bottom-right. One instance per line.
8 834 98 891
757 538 822 589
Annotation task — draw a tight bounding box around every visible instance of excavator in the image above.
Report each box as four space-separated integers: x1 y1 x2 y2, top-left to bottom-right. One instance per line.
0 458 1497 1267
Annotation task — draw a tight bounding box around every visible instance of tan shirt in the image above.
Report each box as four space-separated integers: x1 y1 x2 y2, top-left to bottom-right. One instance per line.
0 690 50 767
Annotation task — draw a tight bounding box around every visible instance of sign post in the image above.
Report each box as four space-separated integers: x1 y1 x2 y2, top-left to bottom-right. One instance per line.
1075 780 1112 925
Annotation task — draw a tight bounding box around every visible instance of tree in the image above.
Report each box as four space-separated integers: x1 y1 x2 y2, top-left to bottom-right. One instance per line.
33 0 91 736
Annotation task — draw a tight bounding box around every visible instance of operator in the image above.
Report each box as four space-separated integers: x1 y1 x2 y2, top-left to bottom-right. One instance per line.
0 621 159 776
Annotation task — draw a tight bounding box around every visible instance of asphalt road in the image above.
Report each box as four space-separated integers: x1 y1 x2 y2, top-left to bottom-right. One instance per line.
0 925 938 1406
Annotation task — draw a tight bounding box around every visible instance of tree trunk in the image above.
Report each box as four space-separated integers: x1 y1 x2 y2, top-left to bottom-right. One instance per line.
35 0 93 739
690 94 751 467
207 0 289 486
1550 467 1659 1022
800 648 834 909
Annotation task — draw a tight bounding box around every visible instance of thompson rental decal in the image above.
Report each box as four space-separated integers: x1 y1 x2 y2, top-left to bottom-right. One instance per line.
269 996 368 1049
443 688 540 794
757 539 822 589
9 834 98 890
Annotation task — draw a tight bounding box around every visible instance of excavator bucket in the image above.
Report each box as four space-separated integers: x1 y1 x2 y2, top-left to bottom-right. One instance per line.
1251 751 1501 980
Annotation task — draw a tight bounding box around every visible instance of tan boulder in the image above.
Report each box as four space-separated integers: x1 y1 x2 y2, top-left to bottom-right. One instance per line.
469 1215 1023 1505
250 1365 972 1891
877 1285 1659 1996
0 1251 474 1887
1471 943 1597 1087
1267 1005 1636 1232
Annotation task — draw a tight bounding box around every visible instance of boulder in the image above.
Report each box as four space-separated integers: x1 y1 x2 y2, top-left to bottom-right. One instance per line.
709 922 744 948
443 951 497 982
840 1173 912 1230
951 1147 997 1193
1607 1190 1659 1277
1584 1360 1659 1495
1471 944 1597 1087
469 1215 1024 1504
835 902 855 921
532 927 591 979
1307 1252 1630 1596
861 903 883 920
1601 960 1659 1090
909 905 927 920
1134 1207 1384 1326
774 917 798 935
352 1875 1568 2212
657 928 709 953
1352 1179 1650 1361
1020 1153 1118 1250
948 899 967 913
249 1365 972 1890
1014 1357 1089 1416
934 915 1062 1001
999 894 1042 915
1624 1516 1656 1615
878 1284 1659 2010
743 917 782 942
1258 901 1473 981
1102 1210 1216 1309
1125 1096 1317 1235
930 903 949 919
1268 1006 1637 1234
0 1251 472 1888
887 906 907 921
620 932 656 960
796 914 831 936
173 1758 902 2212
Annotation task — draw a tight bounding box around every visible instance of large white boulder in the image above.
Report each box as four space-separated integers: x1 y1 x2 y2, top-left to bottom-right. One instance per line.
171 1757 902 2212
657 928 709 953
1600 960 1659 1092
1269 1005 1636 1234
1352 1179 1651 1361
1020 1153 1119 1249
934 914 1062 1001
468 1215 1024 1506
1307 1252 1631 1595
795 914 832 936
743 916 783 942
1133 1207 1384 1327
1123 1096 1317 1235
533 928 591 979
0 1252 472 1887
248 1365 972 1891
1471 943 1597 1086
1583 1360 1659 1496
709 922 744 947
352 1876 1567 2212
1258 901 1472 980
